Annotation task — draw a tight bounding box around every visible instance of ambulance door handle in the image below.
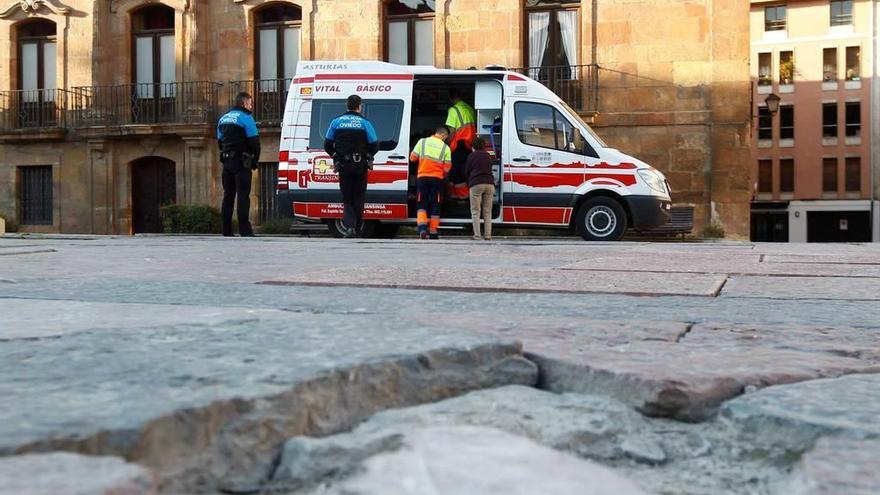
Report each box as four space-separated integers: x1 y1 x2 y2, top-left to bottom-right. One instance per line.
388 154 406 160
513 157 531 162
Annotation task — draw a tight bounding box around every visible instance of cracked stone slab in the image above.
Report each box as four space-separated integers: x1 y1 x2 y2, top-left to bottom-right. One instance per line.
719 374 880 451
462 321 880 420
325 426 649 495
722 275 880 300
561 255 880 278
0 299 293 340
0 452 156 495
780 437 880 495
270 386 793 495
263 266 728 297
0 317 536 494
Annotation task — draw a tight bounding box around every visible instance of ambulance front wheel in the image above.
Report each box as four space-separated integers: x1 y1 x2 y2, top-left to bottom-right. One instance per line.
575 197 628 241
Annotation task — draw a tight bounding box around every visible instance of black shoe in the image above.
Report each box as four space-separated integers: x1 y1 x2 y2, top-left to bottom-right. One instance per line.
429 233 440 240
241 233 256 237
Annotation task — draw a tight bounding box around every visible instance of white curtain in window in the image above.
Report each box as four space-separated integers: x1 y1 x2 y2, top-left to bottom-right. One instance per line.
528 12 550 78
259 29 278 92
21 43 38 102
557 9 579 79
388 21 408 65
414 19 433 65
135 37 154 98
43 42 57 101
283 27 301 80
159 35 175 97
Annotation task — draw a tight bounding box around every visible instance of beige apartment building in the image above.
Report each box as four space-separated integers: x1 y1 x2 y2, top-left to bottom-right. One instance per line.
0 0 751 237
750 0 879 242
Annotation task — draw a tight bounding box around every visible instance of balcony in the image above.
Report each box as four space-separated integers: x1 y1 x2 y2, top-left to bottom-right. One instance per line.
512 64 598 114
227 79 291 128
70 81 221 132
0 89 70 141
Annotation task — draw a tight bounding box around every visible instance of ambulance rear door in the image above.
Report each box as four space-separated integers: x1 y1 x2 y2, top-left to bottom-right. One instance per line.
304 72 413 220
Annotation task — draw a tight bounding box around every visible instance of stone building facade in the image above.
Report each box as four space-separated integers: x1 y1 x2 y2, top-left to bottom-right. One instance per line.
0 0 751 236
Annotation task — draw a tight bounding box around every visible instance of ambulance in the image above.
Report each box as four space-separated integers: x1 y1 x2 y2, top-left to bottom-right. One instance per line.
277 61 672 241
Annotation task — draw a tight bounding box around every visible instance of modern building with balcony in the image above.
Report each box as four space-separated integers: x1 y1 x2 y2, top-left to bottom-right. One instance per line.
750 0 879 242
0 0 751 236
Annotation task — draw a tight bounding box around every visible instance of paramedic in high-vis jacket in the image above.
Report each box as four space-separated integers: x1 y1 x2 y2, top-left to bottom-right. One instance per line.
324 95 379 238
217 91 261 237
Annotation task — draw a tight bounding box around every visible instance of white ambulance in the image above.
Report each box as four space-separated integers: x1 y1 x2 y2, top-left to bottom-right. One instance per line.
277 61 672 241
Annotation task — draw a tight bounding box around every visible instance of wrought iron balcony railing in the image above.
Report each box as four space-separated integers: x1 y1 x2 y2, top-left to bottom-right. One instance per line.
227 79 292 127
70 81 221 128
0 89 69 131
512 64 598 113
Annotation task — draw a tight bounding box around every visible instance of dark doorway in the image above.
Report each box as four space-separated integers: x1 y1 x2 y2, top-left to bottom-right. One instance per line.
807 210 871 242
751 211 789 242
131 157 176 233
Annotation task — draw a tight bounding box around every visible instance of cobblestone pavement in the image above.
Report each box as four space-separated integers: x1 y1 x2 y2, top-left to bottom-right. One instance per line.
1 235 878 495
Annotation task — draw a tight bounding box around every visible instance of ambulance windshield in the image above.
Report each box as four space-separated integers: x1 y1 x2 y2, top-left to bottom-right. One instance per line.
559 101 607 148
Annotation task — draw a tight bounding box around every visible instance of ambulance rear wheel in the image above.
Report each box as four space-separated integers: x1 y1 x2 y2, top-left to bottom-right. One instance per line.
575 197 627 241
326 219 375 238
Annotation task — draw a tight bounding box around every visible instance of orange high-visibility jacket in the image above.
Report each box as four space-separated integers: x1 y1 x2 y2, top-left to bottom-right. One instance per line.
410 135 452 179
445 100 477 151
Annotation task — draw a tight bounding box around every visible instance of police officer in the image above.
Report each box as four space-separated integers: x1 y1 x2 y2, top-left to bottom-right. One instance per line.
324 95 378 238
217 91 260 237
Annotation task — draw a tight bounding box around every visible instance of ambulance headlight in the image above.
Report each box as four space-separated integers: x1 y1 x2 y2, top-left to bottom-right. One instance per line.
638 169 667 194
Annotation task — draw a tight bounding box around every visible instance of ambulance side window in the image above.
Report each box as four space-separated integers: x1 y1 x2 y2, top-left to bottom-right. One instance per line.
309 100 347 149
309 99 405 150
514 101 596 157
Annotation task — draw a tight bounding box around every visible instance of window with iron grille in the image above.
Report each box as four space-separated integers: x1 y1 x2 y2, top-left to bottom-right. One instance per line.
845 101 860 137
822 158 838 192
258 162 279 223
779 105 794 140
779 159 794 193
758 106 772 140
18 165 52 225
845 157 860 192
830 0 853 26
758 159 773 193
822 103 837 138
765 5 786 31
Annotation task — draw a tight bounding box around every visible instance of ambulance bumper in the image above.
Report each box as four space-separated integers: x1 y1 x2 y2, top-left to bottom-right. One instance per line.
625 195 672 229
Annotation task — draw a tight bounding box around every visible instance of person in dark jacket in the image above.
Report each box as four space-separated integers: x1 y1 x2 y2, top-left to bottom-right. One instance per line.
324 95 378 238
217 92 261 237
465 137 495 240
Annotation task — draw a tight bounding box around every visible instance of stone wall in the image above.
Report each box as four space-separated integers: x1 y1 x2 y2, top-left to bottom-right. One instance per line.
0 0 751 236
592 0 751 236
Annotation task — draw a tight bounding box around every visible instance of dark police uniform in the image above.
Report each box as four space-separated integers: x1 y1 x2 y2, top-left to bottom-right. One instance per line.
324 111 378 236
217 106 261 237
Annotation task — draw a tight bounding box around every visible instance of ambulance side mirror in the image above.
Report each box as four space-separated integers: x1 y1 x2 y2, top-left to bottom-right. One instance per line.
378 140 397 151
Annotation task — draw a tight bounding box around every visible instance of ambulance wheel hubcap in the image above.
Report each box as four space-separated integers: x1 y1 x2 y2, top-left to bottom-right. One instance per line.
586 206 616 237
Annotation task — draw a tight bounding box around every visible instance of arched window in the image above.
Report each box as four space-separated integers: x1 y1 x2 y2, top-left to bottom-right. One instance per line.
17 20 57 96
255 3 302 85
384 0 434 66
15 20 57 127
525 0 579 76
132 4 175 99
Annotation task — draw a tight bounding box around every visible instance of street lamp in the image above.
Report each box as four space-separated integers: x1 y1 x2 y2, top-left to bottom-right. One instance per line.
764 93 781 116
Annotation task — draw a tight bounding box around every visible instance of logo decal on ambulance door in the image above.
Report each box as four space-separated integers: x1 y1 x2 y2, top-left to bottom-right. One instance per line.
312 159 338 183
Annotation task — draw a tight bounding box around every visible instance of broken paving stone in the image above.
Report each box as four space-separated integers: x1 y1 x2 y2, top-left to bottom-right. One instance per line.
467 321 880 420
329 426 649 495
0 317 536 494
719 373 880 454
780 437 880 495
0 452 156 495
269 386 786 495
